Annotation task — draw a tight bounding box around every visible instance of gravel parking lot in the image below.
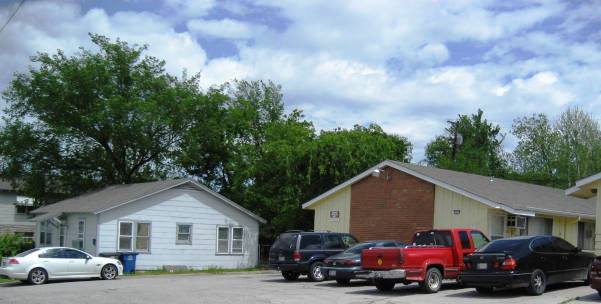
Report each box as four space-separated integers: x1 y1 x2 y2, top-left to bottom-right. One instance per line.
0 271 596 304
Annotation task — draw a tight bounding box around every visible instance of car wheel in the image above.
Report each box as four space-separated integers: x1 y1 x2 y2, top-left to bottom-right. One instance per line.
527 269 546 296
101 264 118 280
421 268 443 293
374 279 395 291
475 287 494 294
336 279 351 285
308 262 325 282
281 271 300 281
28 268 48 285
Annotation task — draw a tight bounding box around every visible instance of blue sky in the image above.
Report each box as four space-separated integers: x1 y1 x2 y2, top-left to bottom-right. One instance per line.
0 0 600 161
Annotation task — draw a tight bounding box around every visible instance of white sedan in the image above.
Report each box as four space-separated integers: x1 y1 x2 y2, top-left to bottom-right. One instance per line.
0 247 123 285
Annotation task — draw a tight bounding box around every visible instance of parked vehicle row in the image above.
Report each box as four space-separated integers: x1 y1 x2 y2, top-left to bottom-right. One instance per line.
269 228 598 297
0 247 123 285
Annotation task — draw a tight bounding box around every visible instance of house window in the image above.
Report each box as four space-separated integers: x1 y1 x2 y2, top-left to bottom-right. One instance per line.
217 227 229 254
136 223 151 252
39 221 53 246
216 226 245 254
176 224 192 245
59 224 65 247
527 217 553 236
72 219 85 250
118 221 151 252
118 221 134 251
232 227 244 253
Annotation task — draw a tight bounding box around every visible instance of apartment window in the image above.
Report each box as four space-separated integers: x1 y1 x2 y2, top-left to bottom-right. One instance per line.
118 221 151 252
216 226 245 254
578 222 595 251
176 224 192 245
118 221 134 251
489 213 506 240
72 219 85 250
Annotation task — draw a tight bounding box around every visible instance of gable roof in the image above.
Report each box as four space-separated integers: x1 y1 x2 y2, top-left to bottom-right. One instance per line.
565 171 601 198
31 179 266 223
302 160 595 219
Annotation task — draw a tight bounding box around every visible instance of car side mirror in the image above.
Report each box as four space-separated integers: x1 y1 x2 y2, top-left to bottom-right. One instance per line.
86 255 92 260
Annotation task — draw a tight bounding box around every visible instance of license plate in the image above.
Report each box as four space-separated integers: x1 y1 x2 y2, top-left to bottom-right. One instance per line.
477 263 488 270
278 256 285 261
329 270 336 277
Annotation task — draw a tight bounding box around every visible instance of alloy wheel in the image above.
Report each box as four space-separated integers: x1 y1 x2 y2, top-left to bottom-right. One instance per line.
30 269 46 285
102 265 117 280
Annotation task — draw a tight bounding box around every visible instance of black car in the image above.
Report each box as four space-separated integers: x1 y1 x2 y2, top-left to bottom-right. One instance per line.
460 235 594 296
268 230 358 282
322 240 403 285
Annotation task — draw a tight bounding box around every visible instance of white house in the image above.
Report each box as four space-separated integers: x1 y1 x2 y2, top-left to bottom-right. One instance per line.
0 180 35 240
29 179 265 270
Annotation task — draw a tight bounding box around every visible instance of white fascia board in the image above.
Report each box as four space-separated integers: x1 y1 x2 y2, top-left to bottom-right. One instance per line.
574 172 601 188
528 207 595 219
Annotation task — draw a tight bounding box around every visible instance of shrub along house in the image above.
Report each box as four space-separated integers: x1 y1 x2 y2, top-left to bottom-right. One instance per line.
29 179 265 270
303 160 596 251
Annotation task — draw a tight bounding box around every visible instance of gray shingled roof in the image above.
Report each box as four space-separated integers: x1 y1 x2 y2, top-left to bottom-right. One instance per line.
31 179 265 223
390 161 595 217
302 160 595 218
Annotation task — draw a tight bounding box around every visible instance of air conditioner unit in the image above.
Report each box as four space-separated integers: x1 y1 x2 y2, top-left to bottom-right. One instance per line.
507 215 527 229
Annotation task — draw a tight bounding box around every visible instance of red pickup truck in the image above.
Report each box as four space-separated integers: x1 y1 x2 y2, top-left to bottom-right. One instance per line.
358 228 490 293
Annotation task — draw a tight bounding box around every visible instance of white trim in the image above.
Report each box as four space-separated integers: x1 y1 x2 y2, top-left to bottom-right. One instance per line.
566 172 601 196
94 179 266 224
302 160 534 217
527 207 595 219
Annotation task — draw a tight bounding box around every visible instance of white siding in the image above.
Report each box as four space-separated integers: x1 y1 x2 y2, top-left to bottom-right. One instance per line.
97 189 260 270
0 192 35 233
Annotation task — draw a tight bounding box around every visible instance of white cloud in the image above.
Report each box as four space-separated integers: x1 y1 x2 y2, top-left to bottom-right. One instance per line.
187 18 267 39
1 0 600 161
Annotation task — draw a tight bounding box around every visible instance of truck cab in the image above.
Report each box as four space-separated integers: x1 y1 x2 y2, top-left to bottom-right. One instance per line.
358 228 489 293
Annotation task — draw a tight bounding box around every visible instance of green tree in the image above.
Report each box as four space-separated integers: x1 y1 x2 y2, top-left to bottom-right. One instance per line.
425 109 506 177
0 34 198 203
510 108 601 188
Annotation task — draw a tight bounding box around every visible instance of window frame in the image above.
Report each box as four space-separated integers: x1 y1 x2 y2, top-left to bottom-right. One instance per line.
73 218 86 250
59 224 66 247
135 222 151 253
231 227 244 254
215 226 245 255
216 226 230 254
118 220 134 252
176 223 193 245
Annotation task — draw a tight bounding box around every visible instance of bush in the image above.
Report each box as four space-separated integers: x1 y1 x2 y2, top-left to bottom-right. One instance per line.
0 233 34 257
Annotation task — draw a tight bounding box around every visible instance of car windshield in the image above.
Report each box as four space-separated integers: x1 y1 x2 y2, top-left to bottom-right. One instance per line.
272 233 298 250
16 248 40 257
345 242 378 254
478 239 527 253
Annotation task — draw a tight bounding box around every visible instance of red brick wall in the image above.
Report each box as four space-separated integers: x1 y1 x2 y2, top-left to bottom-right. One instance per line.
349 167 434 243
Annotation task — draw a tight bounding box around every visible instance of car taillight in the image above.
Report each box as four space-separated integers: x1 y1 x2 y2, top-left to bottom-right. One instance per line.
342 259 357 266
292 251 301 262
501 257 517 270
8 258 19 265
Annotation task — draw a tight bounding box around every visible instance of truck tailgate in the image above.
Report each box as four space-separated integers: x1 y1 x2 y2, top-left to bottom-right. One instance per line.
362 247 402 270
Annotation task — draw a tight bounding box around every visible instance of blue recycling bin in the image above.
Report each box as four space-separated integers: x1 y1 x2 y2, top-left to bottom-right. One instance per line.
120 252 139 273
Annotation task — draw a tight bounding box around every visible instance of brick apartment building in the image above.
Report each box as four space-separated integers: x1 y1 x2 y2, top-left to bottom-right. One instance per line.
302 160 596 250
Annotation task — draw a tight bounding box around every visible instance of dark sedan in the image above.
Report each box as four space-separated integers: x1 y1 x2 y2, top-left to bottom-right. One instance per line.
459 235 594 296
322 240 403 285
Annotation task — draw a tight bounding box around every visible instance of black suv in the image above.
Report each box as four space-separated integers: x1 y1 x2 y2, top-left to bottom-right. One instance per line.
268 230 358 282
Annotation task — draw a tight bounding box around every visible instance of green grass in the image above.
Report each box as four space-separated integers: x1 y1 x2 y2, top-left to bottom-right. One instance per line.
125 267 265 276
0 278 15 283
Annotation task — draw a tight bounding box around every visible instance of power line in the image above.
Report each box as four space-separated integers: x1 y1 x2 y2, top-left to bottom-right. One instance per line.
0 0 25 36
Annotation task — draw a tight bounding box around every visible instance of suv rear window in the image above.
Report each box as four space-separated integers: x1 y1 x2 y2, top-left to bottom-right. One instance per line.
300 234 322 250
272 233 298 250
